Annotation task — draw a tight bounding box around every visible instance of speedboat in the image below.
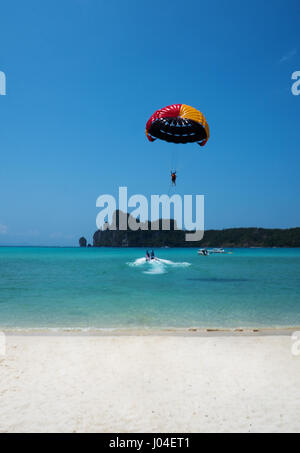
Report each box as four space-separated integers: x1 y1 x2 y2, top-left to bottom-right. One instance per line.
208 248 225 253
198 248 209 256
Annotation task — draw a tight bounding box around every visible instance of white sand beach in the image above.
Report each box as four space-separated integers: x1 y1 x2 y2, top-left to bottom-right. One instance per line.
0 333 300 433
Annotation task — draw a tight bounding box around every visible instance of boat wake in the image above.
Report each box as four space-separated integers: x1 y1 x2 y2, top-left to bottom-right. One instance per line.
128 257 191 275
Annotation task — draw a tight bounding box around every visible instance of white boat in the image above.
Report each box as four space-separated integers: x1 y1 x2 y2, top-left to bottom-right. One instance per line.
198 248 209 256
198 247 226 255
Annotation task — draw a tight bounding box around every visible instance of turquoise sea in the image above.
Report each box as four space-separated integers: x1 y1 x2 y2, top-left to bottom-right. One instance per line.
0 247 300 330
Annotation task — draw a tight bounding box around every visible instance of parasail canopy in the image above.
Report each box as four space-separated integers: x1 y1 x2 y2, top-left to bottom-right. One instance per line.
146 104 209 146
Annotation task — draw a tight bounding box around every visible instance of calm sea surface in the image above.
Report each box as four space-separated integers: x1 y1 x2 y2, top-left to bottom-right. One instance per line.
0 247 300 329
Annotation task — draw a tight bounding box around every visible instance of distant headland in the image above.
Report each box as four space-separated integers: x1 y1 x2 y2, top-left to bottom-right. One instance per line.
79 211 300 248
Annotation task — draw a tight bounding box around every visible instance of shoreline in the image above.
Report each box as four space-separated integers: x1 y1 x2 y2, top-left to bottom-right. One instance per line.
1 326 299 336
1 245 300 248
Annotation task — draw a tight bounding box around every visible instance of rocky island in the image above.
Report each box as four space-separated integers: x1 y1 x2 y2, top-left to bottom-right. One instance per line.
84 210 300 248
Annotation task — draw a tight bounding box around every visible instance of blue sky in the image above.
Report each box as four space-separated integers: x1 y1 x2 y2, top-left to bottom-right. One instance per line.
0 0 299 245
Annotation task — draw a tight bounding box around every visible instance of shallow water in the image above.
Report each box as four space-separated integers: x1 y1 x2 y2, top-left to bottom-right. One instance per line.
0 247 300 329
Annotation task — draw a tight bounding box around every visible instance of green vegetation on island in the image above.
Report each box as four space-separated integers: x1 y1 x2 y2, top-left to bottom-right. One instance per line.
86 211 300 248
